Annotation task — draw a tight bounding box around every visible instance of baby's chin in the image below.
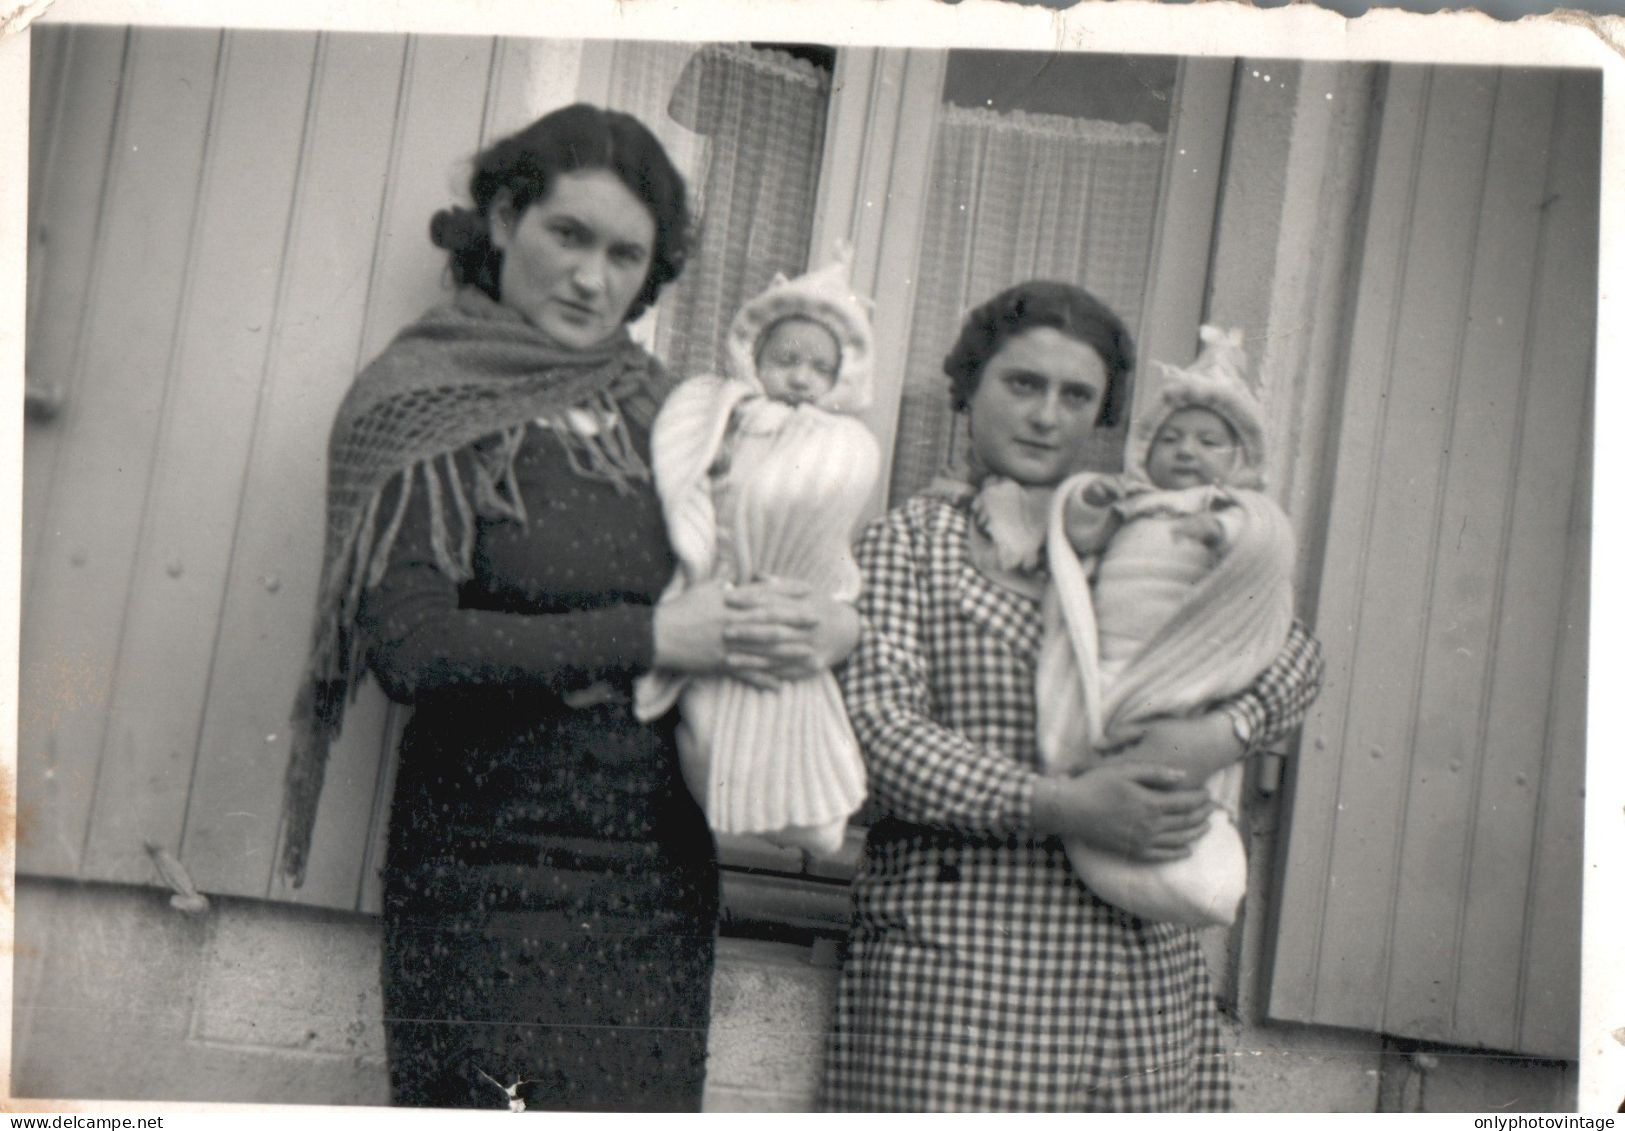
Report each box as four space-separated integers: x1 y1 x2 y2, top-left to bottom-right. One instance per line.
771 391 828 407
1152 471 1216 489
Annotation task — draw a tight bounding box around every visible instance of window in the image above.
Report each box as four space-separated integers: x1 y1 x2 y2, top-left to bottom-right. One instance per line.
890 52 1180 502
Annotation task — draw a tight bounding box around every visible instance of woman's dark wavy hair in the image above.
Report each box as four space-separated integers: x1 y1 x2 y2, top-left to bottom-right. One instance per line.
429 103 693 322
942 280 1135 428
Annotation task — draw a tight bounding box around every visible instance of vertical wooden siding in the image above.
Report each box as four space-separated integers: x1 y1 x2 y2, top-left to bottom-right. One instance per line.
20 27 550 910
1267 65 1596 1059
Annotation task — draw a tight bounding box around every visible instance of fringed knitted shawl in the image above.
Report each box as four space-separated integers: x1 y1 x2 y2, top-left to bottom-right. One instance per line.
1036 473 1296 926
281 287 673 885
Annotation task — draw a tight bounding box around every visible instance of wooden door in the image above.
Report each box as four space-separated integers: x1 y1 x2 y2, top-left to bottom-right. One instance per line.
20 25 553 910
1266 64 1597 1059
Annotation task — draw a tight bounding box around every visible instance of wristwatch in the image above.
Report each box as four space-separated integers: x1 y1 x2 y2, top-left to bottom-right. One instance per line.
1222 702 1256 754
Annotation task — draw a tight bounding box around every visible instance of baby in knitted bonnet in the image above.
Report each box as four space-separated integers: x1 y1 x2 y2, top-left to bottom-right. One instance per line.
634 247 880 857
1036 325 1299 926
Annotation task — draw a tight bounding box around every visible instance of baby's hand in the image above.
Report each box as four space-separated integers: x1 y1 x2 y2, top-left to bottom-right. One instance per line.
1172 513 1229 560
1063 480 1122 555
1080 478 1122 508
1062 491 1095 532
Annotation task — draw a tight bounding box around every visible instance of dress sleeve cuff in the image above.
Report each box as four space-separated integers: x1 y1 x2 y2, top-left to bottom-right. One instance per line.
1221 697 1264 756
1009 770 1039 834
617 604 660 676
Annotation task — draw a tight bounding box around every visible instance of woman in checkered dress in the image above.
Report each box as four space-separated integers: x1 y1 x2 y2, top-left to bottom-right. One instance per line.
820 282 1323 1111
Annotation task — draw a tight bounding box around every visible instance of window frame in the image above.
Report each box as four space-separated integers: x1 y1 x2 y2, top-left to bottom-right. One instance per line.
714 48 1237 937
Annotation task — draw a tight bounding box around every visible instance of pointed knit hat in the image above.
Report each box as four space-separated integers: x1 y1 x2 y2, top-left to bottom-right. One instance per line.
1131 324 1268 489
723 241 875 415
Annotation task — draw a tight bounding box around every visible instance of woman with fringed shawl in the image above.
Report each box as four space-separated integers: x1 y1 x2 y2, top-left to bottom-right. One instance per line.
821 283 1323 1111
281 104 858 1112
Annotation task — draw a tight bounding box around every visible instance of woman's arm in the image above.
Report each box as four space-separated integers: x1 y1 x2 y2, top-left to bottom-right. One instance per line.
842 508 1210 852
840 511 1035 834
360 452 859 703
1216 618 1325 752
359 459 661 702
1112 619 1326 778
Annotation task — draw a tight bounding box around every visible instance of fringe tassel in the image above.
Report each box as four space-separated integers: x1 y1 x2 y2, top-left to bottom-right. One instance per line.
442 450 476 570
471 425 529 523
470 447 505 517
540 392 650 496
593 389 649 486
343 494 382 634
281 690 326 887
367 471 415 590
422 459 457 582
501 431 529 525
423 454 485 586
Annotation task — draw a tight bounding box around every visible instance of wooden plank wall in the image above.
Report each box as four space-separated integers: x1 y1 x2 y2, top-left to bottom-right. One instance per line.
23 28 840 915
1267 64 1597 1059
20 26 576 910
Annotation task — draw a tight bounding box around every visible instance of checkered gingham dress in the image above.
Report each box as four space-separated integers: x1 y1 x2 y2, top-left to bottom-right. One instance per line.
821 495 1323 1112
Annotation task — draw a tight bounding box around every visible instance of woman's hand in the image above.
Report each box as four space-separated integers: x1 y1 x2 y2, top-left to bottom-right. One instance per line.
721 577 860 681
652 579 773 688
651 577 859 689
1103 712 1245 783
1031 761 1213 861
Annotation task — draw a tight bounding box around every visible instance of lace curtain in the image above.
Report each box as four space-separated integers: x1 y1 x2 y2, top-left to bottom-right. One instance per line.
888 104 1168 503
657 44 831 378
601 40 710 192
603 42 831 378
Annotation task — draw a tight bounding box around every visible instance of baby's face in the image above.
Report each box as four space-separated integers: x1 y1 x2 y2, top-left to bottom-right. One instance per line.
755 317 839 406
1145 405 1241 489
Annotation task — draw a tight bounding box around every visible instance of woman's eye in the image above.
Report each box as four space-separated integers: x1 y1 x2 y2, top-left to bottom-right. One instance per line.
1061 386 1096 406
611 244 648 267
550 222 588 246
1005 373 1042 393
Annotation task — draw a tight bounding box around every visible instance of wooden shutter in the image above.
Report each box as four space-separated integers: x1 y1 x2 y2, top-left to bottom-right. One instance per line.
20 26 561 910
1266 64 1597 1059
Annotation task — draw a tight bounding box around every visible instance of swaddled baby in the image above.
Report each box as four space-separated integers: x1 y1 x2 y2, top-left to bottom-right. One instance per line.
635 249 880 857
1037 325 1297 926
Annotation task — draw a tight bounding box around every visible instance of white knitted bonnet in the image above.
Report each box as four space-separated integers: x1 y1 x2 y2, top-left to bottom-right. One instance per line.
1130 324 1268 490
723 242 875 415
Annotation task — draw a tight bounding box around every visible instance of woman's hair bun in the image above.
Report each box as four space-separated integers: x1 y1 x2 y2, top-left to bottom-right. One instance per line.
430 205 487 253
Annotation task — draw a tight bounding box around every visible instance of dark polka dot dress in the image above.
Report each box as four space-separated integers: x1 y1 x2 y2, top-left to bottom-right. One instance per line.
359 416 717 1111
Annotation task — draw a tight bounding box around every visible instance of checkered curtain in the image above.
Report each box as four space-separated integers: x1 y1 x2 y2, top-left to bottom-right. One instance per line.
630 43 831 379
888 104 1167 504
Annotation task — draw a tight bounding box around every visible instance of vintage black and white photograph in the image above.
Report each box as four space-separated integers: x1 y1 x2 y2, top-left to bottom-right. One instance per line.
5 0 1618 1115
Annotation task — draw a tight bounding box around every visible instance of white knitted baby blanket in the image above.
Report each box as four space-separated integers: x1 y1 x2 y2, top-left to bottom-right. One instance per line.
1037 473 1296 926
635 375 879 856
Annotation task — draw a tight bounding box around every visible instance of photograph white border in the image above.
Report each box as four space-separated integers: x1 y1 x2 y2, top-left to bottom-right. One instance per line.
1 0 1619 1118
